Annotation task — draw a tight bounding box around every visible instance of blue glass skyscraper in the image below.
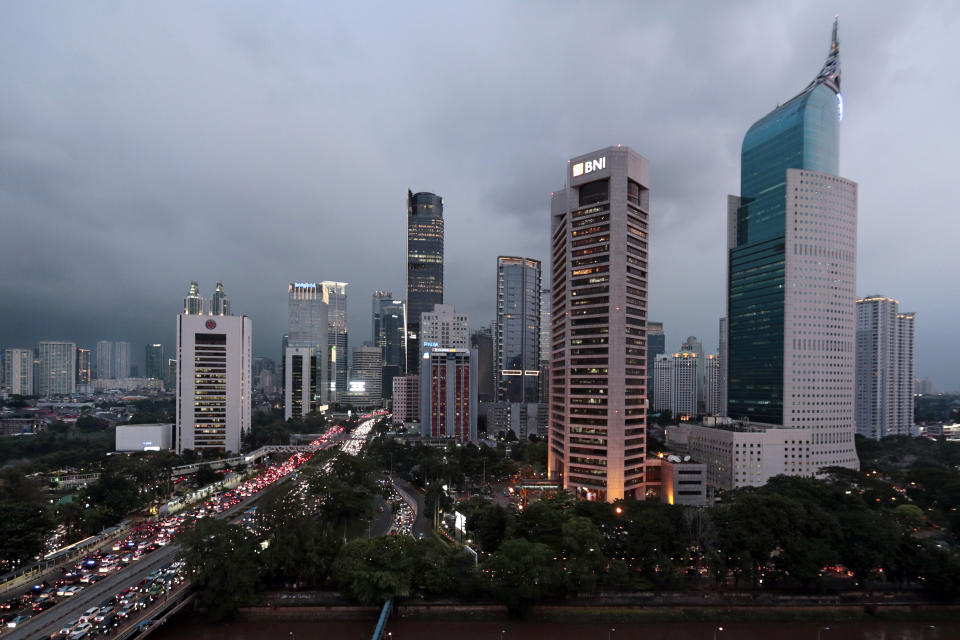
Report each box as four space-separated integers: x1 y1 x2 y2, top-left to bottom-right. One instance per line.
727 19 844 425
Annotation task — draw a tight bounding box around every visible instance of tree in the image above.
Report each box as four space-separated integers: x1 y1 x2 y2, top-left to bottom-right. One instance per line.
0 501 54 568
195 465 220 487
178 518 261 620
483 538 564 613
472 503 507 553
332 536 416 605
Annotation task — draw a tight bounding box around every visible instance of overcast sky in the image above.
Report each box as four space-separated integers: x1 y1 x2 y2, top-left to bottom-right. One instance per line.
1 2 957 390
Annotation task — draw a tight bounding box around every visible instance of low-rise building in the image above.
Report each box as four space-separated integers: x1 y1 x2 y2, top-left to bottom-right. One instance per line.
115 423 174 452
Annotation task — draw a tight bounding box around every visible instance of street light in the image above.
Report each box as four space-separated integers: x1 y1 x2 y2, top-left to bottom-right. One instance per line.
713 627 724 640
608 628 616 640
817 626 831 640
500 630 507 640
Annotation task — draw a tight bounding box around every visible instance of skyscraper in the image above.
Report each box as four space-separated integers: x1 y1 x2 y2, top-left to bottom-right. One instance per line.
38 342 76 396
96 340 112 380
470 326 495 403
725 19 858 471
184 280 205 315
496 257 541 403
406 190 444 373
372 294 406 398
718 317 728 417
549 146 650 502
704 354 721 416
680 335 704 409
145 344 165 380
419 304 469 353
855 296 915 439
321 281 348 403
211 281 231 316
349 345 383 407
646 321 665 401
420 348 477 443
2 348 34 396
76 348 91 386
113 341 131 379
286 282 329 419
176 313 252 453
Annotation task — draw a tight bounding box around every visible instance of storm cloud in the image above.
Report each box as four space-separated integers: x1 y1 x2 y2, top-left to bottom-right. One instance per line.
1 2 957 390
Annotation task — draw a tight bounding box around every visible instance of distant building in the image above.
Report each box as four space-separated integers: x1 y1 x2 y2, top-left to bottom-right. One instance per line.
470 327 494 403
646 455 708 507
915 377 934 395
285 347 317 421
210 281 231 316
38 341 76 396
184 280 205 315
287 282 329 416
855 295 915 439
419 304 469 353
718 317 728 417
176 313 252 453
647 322 666 402
113 341 131 380
372 294 406 396
145 344 165 380
406 190 444 374
348 345 383 408
2 348 34 396
322 281 349 403
393 374 419 425
165 358 177 391
704 354 721 416
76 348 91 385
96 340 112 380
420 349 477 442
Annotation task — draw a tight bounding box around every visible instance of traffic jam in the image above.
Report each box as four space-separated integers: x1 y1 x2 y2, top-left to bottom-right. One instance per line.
1 427 344 638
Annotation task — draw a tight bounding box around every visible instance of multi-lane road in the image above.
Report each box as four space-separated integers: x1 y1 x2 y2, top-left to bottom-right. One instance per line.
3 425 352 640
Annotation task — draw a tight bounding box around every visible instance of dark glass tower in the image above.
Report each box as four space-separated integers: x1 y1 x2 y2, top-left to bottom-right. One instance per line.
727 20 842 425
406 190 444 373
496 256 541 403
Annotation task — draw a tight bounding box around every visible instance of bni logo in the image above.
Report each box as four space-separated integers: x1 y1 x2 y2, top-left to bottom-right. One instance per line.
572 156 606 177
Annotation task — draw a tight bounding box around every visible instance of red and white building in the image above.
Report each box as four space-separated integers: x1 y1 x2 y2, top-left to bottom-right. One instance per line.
419 348 477 442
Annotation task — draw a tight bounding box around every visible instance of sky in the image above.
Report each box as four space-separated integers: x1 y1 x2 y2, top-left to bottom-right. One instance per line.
1 2 957 390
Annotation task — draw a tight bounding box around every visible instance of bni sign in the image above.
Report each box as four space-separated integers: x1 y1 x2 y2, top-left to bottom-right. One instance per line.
572 156 606 177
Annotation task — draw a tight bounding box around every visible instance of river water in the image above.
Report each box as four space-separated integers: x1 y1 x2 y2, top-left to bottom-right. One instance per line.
151 617 954 640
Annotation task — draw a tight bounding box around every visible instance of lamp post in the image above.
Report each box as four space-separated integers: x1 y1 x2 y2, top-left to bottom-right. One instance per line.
500 630 506 640
608 628 616 640
713 627 724 640
817 626 831 640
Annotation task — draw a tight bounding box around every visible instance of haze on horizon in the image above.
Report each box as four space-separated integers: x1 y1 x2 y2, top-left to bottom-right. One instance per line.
1 2 957 390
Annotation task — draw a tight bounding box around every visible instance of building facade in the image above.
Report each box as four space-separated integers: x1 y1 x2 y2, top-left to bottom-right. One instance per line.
419 348 477 442
392 374 419 424
76 348 92 386
652 354 672 414
548 146 650 502
184 280 205 315
646 321 665 403
321 281 348 403
286 283 327 415
406 190 444 374
470 327 495 402
2 348 34 396
38 341 76 396
704 354 722 416
96 340 112 380
348 345 383 407
176 313 252 453
373 293 406 396
419 304 469 353
145 344 165 380
724 19 859 472
210 281 231 316
855 295 915 439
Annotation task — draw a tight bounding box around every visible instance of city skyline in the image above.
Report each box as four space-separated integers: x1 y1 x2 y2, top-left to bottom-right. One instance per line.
1 4 957 390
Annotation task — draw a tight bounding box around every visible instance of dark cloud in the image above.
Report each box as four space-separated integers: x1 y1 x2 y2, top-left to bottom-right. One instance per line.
0 2 957 390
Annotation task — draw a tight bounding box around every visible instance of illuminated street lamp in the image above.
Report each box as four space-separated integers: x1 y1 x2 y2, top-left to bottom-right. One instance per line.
714 627 724 640
818 626 831 640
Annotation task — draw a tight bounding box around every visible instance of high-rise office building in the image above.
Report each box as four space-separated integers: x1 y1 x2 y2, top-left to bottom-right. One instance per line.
704 354 721 416
420 348 477 442
680 336 704 409
406 190 444 374
470 327 495 403
652 354 672 414
372 293 406 396
914 377 933 395
38 342 76 396
76 348 92 386
349 345 383 407
3 348 34 396
393 374 419 424
718 317 728 417
855 295 915 439
210 281 231 316
496 257 542 402
166 358 177 391
646 322 666 401
96 340 112 380
419 304 469 353
321 281 348 403
548 146 650 502
724 19 859 471
184 280 205 315
113 341 131 379
176 313 252 453
285 282 329 418
145 344 165 380
494 257 542 439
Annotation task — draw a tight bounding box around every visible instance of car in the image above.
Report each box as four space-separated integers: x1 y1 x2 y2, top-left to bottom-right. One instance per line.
6 614 32 628
78 606 100 623
94 607 113 623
